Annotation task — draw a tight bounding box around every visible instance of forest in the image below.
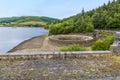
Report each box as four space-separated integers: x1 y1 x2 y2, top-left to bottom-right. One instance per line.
0 16 58 27
49 0 120 34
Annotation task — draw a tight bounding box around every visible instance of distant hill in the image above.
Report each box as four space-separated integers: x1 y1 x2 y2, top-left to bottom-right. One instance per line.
0 16 59 27
49 0 120 34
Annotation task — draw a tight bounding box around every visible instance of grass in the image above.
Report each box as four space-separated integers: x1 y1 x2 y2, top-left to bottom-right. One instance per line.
19 21 47 26
60 44 91 51
9 21 47 27
92 31 114 50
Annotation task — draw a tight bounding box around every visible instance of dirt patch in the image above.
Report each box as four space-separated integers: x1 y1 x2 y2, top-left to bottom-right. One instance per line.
8 35 61 52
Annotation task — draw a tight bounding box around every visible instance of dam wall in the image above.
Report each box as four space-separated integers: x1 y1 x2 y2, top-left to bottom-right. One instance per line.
0 51 111 60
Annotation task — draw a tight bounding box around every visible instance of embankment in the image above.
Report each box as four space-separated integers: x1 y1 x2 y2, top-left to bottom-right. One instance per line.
8 34 95 53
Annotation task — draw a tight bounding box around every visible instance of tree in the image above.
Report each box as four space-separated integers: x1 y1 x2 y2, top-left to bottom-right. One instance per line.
49 0 120 34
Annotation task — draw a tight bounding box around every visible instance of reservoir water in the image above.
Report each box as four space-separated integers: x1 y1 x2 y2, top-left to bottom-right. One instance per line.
0 27 48 53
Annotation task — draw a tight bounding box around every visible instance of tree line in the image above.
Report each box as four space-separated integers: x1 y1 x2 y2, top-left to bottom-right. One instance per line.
49 0 120 34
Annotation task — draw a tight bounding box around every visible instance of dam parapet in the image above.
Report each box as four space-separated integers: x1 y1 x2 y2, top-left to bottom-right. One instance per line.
0 51 111 60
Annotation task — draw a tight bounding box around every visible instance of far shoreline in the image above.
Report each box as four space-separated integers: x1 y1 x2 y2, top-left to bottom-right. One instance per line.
0 26 47 28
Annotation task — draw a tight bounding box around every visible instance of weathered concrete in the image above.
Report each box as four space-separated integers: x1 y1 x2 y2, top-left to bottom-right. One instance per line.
110 32 120 55
0 51 111 60
49 35 94 46
110 45 120 55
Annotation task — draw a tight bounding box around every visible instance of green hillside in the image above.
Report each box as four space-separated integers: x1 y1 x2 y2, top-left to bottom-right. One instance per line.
0 16 58 27
49 0 120 34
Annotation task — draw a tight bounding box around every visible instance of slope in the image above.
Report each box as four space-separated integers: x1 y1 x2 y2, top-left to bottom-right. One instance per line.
0 16 59 27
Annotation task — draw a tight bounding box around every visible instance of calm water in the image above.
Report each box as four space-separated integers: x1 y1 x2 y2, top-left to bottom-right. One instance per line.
0 27 48 53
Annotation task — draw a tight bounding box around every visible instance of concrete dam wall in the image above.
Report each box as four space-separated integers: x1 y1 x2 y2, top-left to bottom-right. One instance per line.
0 51 111 60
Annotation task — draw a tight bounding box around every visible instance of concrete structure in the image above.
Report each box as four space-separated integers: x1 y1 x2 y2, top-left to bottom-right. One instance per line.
110 32 120 55
0 51 111 60
49 35 94 46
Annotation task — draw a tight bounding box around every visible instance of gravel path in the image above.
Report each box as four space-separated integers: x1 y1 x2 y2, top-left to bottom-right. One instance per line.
0 55 120 80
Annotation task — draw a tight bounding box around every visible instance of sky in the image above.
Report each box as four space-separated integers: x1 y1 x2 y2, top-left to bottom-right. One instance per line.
0 0 113 19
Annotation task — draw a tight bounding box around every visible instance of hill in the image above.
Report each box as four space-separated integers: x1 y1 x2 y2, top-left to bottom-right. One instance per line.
49 0 120 34
0 16 58 27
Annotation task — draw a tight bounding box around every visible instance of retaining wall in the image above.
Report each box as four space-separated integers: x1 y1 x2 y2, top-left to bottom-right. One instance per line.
0 51 111 60
49 36 94 46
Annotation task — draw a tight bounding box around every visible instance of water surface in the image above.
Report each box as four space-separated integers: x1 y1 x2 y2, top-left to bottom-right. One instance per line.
0 27 48 53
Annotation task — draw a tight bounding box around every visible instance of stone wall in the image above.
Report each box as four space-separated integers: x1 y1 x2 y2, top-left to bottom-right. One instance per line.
0 51 111 60
110 31 120 55
110 45 120 55
49 36 94 46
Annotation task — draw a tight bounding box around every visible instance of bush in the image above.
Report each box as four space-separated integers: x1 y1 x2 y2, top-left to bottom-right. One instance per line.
92 34 114 50
99 31 114 36
85 22 94 32
60 44 89 51
49 17 94 35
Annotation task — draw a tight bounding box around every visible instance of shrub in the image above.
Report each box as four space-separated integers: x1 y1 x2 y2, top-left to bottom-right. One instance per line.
60 44 89 51
99 31 113 36
85 22 94 32
92 33 114 50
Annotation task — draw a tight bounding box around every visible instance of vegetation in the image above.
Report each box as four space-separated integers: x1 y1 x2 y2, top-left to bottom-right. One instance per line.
92 32 114 50
0 16 58 27
60 44 90 51
49 0 120 34
15 21 47 27
59 32 114 51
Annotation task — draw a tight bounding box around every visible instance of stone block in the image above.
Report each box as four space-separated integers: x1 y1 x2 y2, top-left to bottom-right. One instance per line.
110 45 120 55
